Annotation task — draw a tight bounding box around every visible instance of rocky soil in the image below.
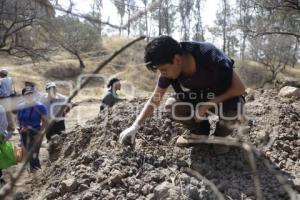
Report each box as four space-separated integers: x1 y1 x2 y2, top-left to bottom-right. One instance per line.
7 89 300 200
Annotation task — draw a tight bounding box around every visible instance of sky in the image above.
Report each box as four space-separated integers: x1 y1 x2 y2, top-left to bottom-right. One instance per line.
57 0 222 43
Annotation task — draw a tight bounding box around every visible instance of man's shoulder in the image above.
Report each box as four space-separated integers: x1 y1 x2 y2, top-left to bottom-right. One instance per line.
103 90 114 97
35 102 47 109
56 93 67 100
180 41 215 48
2 77 12 83
16 103 27 112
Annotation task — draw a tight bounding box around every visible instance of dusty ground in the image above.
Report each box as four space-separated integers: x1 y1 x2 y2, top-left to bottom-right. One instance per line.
2 88 299 200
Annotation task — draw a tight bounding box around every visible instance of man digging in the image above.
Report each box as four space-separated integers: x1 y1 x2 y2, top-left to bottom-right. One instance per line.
119 36 246 153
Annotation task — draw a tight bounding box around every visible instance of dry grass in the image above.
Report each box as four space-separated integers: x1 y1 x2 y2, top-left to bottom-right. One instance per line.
235 59 300 88
284 65 300 78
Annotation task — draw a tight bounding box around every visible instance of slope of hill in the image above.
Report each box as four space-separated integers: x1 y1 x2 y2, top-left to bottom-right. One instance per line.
18 89 300 200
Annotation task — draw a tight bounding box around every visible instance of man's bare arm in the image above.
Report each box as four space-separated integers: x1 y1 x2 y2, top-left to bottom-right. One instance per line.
40 115 48 133
196 71 246 119
135 86 167 125
211 70 246 104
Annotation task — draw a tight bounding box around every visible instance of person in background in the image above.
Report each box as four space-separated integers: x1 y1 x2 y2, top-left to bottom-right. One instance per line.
17 87 48 172
100 78 123 111
0 69 16 132
41 82 70 141
23 81 42 101
0 104 10 186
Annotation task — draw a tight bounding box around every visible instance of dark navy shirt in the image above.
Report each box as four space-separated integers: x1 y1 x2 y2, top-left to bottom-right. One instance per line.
158 42 234 98
101 89 121 107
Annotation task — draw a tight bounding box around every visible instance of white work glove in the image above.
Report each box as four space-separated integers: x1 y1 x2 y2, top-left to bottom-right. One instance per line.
119 122 140 145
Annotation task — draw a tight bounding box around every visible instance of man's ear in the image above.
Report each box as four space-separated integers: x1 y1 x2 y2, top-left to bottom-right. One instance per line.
173 54 182 65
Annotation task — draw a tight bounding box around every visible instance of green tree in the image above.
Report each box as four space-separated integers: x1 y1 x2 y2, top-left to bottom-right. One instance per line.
151 0 176 36
49 16 100 68
193 0 205 41
91 0 103 37
209 0 238 57
112 0 126 35
256 35 295 86
179 0 194 40
0 0 54 60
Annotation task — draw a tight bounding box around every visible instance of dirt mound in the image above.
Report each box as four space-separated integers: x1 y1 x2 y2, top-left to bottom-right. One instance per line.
21 89 299 200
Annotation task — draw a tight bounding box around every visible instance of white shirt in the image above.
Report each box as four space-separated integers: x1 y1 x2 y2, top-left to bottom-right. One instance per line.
0 77 13 97
0 105 9 137
41 93 67 119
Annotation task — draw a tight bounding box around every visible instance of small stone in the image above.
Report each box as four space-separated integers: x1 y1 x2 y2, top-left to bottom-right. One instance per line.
109 170 123 185
82 192 93 200
190 177 199 186
142 184 153 195
45 187 58 199
60 178 78 194
180 173 191 184
187 185 199 199
145 193 155 200
78 184 89 192
154 181 180 200
278 86 300 98
293 178 300 191
134 184 141 192
127 192 138 200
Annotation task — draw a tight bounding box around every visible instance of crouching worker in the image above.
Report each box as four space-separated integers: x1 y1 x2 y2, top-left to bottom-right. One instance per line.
17 87 48 172
119 36 246 153
100 77 124 111
0 105 23 185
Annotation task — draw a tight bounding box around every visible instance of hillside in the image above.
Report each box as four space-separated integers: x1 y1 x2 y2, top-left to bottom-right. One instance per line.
19 89 300 200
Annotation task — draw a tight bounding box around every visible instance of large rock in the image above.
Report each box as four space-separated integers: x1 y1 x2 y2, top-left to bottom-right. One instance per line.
60 178 78 194
278 86 300 97
154 181 181 200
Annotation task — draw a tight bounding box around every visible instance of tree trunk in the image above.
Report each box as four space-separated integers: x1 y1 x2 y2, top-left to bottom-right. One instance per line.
292 39 298 68
222 0 227 53
158 2 162 35
75 52 85 68
145 9 149 42
127 7 131 36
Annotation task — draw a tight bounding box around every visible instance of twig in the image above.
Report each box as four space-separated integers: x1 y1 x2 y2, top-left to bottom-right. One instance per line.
137 133 152 145
179 176 187 200
0 36 145 198
167 166 181 185
243 143 263 200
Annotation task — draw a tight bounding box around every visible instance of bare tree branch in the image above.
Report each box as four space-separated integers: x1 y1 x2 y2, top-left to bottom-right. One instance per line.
254 31 300 41
35 0 124 29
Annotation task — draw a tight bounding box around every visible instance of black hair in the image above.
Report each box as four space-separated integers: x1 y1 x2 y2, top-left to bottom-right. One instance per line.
144 35 183 71
107 78 120 88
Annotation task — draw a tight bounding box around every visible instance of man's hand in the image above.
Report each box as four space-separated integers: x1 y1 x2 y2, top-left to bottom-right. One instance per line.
194 104 214 122
20 126 32 134
119 123 140 145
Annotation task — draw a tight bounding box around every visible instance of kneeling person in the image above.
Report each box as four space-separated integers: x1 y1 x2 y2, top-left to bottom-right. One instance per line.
119 36 246 148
